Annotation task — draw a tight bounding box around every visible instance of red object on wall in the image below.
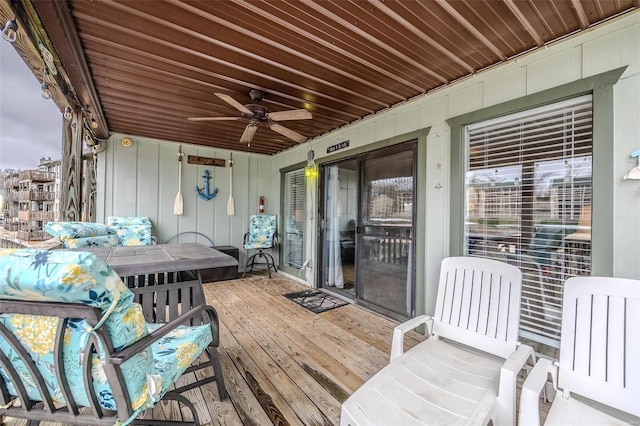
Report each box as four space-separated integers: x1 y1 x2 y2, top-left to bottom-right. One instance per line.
259 196 265 213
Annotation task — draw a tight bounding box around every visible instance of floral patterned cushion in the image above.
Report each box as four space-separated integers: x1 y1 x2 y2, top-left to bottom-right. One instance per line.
147 323 212 400
44 221 116 240
63 234 120 249
0 249 153 412
244 214 277 250
44 222 119 249
107 216 153 246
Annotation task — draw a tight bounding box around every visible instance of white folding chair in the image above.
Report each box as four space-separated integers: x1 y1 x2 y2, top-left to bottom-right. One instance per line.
341 256 535 426
519 276 640 426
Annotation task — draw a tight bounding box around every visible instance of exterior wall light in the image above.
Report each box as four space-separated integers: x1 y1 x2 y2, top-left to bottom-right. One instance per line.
305 149 318 178
63 106 73 120
1 19 18 43
41 68 52 99
41 82 52 99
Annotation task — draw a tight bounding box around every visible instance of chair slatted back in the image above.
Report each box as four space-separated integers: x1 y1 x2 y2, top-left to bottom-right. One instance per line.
124 271 209 328
433 256 523 359
0 300 132 424
559 276 640 417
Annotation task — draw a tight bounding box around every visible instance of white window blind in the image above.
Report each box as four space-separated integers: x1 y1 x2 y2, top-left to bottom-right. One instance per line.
284 169 305 269
464 95 593 357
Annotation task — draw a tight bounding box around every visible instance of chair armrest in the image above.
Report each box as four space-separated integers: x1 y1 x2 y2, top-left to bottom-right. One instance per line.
518 357 556 426
501 343 536 377
495 344 536 426
390 314 433 362
109 304 220 365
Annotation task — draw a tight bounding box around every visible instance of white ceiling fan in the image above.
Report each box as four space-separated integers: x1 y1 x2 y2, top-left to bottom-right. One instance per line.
188 89 312 146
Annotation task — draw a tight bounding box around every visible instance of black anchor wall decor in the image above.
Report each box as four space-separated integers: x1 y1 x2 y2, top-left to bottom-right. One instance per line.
195 169 218 201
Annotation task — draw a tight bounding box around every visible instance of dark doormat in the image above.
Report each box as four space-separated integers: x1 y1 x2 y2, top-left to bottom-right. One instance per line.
283 290 348 314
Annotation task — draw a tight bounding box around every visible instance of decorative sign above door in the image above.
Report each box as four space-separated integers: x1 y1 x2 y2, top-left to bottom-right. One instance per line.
327 140 349 154
188 155 226 167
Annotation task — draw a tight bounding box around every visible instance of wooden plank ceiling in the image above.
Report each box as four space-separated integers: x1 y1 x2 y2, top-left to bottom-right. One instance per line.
22 0 637 155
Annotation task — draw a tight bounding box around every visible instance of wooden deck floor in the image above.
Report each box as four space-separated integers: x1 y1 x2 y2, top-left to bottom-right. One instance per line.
4 272 548 425
198 272 426 426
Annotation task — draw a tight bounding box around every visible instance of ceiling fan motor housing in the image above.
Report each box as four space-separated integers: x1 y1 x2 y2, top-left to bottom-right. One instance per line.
244 103 269 122
249 89 265 102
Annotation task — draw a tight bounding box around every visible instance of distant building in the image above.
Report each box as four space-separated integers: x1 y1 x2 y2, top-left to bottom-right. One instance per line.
2 158 61 242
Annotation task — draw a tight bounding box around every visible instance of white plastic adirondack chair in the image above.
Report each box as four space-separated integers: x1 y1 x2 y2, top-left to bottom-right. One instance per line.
341 256 535 426
519 276 640 426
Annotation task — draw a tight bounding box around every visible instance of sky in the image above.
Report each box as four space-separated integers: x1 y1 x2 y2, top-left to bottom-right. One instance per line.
0 39 62 171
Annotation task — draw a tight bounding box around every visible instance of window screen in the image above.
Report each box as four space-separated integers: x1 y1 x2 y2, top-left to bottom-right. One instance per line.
283 169 305 269
464 95 593 358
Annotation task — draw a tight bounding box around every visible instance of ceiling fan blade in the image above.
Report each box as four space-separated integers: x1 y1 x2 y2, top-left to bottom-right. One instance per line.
240 124 258 145
188 116 243 122
267 109 312 121
269 123 307 143
215 93 253 115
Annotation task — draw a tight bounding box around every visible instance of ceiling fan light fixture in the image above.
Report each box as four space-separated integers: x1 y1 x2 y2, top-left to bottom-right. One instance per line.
2 18 18 42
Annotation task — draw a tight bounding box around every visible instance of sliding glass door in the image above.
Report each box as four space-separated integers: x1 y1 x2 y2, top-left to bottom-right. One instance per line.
320 142 416 318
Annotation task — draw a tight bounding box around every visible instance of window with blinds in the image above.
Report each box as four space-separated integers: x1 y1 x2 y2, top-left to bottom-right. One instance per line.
464 95 593 358
283 169 305 269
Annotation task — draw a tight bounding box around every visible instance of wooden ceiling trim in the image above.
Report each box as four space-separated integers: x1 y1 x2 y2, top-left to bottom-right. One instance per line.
259 1 435 86
504 0 544 47
111 119 292 154
86 60 358 131
301 0 448 86
112 120 293 151
92 55 360 125
231 1 426 93
370 0 474 74
99 94 317 139
545 1 572 32
203 8 418 97
326 1 462 79
88 58 353 127
85 47 361 124
168 0 407 104
441 3 512 59
86 1 391 111
434 0 506 62
526 2 558 38
78 31 377 119
99 94 316 136
570 0 590 29
93 81 228 117
79 33 374 118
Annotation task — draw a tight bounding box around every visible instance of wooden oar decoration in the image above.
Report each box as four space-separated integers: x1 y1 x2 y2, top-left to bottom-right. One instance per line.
173 145 184 215
227 153 235 215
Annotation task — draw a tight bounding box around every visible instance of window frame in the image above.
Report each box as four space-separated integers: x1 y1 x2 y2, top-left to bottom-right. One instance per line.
447 67 625 277
279 164 307 276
